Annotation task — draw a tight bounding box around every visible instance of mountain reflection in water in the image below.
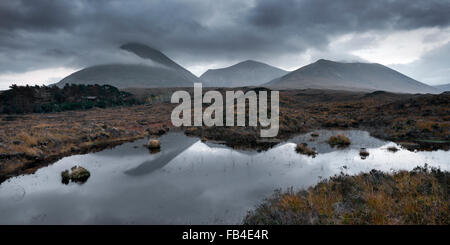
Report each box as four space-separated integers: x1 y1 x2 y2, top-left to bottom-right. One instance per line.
0 130 448 224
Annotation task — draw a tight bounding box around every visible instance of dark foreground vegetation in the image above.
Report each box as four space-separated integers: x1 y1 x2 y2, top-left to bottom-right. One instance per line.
0 84 141 114
243 165 449 225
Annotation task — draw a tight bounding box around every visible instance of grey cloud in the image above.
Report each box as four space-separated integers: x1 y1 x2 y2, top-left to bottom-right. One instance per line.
393 41 450 86
0 0 449 82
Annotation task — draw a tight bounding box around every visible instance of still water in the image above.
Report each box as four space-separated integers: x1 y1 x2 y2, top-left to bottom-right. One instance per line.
0 130 448 224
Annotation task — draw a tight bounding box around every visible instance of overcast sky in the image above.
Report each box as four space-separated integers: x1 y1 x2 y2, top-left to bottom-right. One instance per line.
0 0 449 89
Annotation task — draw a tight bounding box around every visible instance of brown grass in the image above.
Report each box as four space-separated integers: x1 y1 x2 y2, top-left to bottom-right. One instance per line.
243 165 449 225
328 134 351 147
295 143 317 157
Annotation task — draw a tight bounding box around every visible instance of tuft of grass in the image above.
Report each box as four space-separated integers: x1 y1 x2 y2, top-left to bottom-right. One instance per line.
243 165 449 225
328 134 351 147
295 143 317 157
16 132 38 147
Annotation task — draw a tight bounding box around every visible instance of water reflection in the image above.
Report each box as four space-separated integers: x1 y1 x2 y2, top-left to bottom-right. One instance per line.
0 130 448 224
125 133 198 176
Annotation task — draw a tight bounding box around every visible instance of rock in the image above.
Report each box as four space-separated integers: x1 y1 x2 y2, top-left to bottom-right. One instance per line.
70 166 91 183
61 166 90 184
148 139 161 149
359 148 370 159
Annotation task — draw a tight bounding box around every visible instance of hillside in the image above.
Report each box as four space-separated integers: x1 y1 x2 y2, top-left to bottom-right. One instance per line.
200 60 288 87
265 59 440 94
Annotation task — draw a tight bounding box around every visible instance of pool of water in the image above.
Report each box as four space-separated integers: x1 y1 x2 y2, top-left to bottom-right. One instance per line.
0 130 448 224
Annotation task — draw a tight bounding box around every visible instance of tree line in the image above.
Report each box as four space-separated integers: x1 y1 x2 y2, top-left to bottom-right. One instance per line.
0 84 142 114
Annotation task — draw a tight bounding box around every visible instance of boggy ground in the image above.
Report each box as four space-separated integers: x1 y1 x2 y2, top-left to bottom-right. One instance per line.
243 165 449 225
0 103 174 183
0 88 449 183
186 89 450 150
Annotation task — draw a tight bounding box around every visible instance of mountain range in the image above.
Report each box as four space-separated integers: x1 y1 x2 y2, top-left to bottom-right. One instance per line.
200 60 288 87
265 59 440 94
56 43 440 94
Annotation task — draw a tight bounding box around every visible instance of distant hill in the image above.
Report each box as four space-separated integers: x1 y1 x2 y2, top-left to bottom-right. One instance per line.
200 60 288 87
56 43 200 88
434 83 450 92
265 59 440 94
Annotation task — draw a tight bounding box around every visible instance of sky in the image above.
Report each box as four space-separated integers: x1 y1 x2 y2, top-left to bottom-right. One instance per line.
0 0 449 90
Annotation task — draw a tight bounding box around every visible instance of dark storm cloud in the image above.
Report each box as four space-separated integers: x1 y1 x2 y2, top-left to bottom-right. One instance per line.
249 0 450 30
0 0 449 75
0 0 79 31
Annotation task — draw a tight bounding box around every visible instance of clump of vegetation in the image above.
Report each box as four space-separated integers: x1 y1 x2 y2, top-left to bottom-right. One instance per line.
328 135 351 147
359 148 369 159
295 143 317 157
0 84 142 114
388 146 399 152
61 166 91 184
147 139 161 149
243 165 449 225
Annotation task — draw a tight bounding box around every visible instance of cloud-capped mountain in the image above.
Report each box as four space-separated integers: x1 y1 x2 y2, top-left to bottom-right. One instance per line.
56 43 200 88
265 59 440 94
200 60 288 87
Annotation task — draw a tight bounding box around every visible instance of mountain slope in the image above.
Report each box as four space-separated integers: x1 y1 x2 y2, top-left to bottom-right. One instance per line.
265 59 440 94
434 83 450 92
56 43 200 88
200 60 288 87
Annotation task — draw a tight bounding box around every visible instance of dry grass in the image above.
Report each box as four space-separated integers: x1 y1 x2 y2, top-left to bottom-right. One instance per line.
0 103 174 183
295 143 317 157
243 165 449 225
16 132 38 146
328 134 351 147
